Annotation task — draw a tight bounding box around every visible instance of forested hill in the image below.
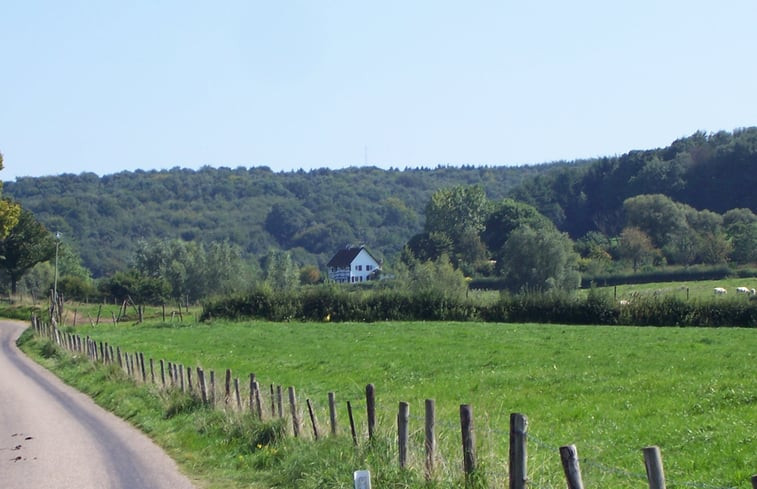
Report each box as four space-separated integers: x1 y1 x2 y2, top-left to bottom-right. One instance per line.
511 127 757 239
5 127 756 278
2 164 550 276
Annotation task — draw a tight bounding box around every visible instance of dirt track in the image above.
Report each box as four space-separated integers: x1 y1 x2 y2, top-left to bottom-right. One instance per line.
0 320 198 489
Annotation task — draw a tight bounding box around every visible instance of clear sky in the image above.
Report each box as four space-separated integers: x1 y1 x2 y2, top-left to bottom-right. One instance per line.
2 1 756 181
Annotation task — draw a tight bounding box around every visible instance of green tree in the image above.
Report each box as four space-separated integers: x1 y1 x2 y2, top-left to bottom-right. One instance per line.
262 250 298 291
727 222 757 264
404 232 454 264
0 209 56 294
397 254 469 301
723 209 757 264
499 225 580 292
482 198 553 252
0 153 21 238
133 238 247 302
423 185 489 267
623 194 688 248
19 261 55 302
100 270 171 304
617 226 657 272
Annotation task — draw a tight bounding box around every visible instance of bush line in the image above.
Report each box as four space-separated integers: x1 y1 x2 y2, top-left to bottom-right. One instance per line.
202 287 757 327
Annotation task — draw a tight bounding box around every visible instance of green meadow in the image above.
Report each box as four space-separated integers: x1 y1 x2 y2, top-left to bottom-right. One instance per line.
56 318 757 489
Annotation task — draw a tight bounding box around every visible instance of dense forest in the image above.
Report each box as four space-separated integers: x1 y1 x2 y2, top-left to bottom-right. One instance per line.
2 164 550 276
3 128 756 281
512 128 757 238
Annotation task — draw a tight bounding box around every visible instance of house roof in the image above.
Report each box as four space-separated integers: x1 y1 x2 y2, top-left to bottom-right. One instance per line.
327 246 378 267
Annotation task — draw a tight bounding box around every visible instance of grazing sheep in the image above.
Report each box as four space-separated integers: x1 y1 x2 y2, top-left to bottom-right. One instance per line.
736 286 751 294
713 287 727 295
619 299 630 306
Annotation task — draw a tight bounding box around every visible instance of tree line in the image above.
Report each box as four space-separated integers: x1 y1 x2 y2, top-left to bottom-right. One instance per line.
1 128 756 303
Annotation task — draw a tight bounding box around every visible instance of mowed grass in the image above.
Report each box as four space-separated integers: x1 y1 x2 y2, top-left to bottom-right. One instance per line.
69 319 757 488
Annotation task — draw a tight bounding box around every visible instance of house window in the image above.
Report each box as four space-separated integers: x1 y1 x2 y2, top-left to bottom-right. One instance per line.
356 265 362 271
366 265 372 271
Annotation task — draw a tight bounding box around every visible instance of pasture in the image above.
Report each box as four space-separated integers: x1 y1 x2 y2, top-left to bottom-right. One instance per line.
594 278 757 302
65 318 757 488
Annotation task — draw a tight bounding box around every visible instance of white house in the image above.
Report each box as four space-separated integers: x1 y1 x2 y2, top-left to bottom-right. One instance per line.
327 246 381 284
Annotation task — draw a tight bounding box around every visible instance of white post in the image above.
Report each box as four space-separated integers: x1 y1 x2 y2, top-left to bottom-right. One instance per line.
354 470 371 489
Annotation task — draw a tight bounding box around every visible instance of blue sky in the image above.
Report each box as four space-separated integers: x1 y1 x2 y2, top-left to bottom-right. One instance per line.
2 1 756 181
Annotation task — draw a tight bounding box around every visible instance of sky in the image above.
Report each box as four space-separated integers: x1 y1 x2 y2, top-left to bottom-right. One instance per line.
2 1 756 181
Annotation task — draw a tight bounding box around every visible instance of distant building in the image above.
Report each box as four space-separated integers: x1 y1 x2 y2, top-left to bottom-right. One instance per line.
326 246 381 284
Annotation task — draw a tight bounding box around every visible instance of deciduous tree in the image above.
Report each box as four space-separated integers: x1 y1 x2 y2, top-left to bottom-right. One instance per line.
0 209 56 294
499 225 580 292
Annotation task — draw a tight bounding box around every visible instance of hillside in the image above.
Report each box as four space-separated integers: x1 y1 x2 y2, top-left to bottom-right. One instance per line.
511 127 757 238
3 164 549 276
4 127 756 278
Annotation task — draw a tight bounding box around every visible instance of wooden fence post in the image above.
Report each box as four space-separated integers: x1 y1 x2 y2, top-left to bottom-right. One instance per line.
751 474 757 489
460 404 476 480
149 358 155 384
288 386 301 437
307 399 319 440
425 399 436 481
160 360 166 387
234 378 241 410
366 384 376 441
186 366 193 393
197 367 208 404
270 384 276 417
347 401 357 446
560 444 584 489
276 385 284 418
224 369 232 406
328 392 337 435
509 413 528 489
643 445 666 489
398 401 409 469
249 374 256 412
209 370 216 406
252 381 263 419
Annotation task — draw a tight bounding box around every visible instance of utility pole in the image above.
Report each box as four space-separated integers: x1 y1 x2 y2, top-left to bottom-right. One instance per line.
53 231 61 300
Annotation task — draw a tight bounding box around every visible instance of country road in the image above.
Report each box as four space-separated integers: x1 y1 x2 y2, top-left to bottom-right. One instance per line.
0 320 198 489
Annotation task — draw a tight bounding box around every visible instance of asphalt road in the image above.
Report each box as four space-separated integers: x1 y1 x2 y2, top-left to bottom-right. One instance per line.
0 320 198 489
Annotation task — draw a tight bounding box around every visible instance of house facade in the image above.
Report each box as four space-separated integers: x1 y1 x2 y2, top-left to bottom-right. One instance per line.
327 246 381 283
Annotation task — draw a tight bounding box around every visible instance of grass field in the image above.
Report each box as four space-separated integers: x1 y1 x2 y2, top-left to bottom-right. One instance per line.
51 317 757 489
594 278 757 302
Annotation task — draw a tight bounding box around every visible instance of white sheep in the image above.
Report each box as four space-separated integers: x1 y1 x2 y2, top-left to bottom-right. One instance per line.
713 287 727 295
736 286 751 294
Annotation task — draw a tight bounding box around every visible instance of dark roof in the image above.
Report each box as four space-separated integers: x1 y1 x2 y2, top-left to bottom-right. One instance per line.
327 246 377 267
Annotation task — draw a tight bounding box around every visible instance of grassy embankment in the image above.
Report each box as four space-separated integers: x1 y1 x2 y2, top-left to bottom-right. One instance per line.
16 313 757 489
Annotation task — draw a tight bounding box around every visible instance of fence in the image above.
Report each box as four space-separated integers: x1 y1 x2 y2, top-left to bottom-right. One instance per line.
30 315 757 489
